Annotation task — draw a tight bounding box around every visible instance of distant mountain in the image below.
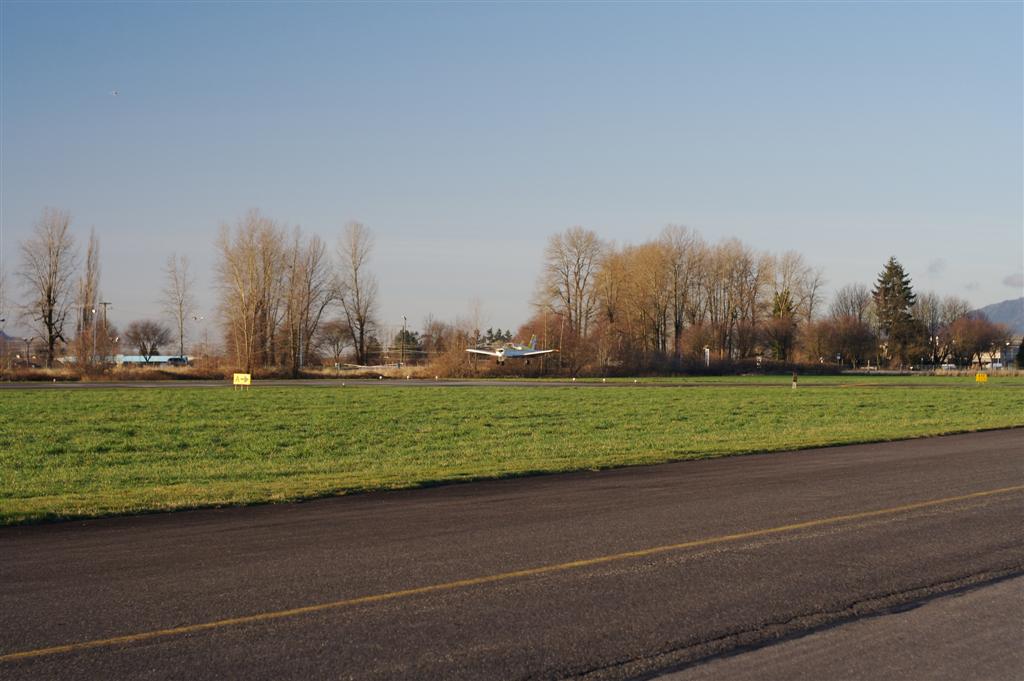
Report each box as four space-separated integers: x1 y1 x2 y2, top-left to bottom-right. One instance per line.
976 297 1024 335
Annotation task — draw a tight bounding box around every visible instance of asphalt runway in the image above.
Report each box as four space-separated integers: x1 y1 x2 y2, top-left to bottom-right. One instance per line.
2 430 1022 680
665 575 1024 681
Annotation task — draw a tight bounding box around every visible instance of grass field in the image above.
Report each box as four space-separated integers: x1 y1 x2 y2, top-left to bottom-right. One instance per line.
2 376 1022 524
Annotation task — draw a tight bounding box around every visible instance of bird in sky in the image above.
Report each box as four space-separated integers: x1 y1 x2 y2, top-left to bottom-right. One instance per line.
111 90 119 96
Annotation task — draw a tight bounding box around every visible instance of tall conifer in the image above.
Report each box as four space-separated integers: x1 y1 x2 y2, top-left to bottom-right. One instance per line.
872 256 918 364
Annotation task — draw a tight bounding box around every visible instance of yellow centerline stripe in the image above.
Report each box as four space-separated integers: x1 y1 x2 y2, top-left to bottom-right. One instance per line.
3 484 1022 663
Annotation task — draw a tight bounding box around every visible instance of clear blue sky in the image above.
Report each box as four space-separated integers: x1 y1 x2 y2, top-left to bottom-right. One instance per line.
2 1 1021 340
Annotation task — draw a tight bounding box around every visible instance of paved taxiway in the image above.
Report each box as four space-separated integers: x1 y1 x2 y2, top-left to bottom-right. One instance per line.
2 429 1021 679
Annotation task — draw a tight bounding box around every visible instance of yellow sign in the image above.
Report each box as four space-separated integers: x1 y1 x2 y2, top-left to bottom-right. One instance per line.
233 373 252 386
975 373 988 383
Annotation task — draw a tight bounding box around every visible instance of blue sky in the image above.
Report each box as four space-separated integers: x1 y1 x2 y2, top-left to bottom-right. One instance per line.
2 1 1021 339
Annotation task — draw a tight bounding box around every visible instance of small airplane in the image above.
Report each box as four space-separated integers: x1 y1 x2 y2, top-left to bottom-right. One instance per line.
466 335 557 365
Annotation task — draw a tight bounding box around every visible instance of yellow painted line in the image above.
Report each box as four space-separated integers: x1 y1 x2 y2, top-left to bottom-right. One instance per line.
3 484 1022 663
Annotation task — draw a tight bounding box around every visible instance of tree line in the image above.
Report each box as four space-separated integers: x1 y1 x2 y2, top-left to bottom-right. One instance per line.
6 208 382 373
4 208 1016 373
529 226 1014 374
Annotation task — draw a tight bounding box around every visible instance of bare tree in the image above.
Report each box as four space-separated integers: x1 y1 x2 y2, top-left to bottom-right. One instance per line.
163 253 196 359
316 319 351 367
940 295 971 325
543 227 603 339
660 225 702 358
283 229 336 376
773 251 825 324
216 210 286 372
829 284 873 323
540 226 603 372
703 239 768 359
947 314 1010 367
73 229 101 367
18 208 79 367
336 222 378 366
124 320 172 363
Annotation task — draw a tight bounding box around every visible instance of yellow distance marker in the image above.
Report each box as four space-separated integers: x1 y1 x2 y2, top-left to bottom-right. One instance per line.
233 373 252 390
975 372 988 383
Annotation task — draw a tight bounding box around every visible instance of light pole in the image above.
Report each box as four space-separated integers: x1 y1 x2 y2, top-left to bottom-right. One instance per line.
23 337 35 366
193 315 207 367
401 315 407 368
91 307 98 366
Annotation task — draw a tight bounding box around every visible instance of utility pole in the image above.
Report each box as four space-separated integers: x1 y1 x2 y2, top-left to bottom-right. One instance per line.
99 302 112 328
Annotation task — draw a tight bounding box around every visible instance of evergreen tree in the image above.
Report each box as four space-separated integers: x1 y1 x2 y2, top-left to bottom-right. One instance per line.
872 257 919 365
392 328 421 351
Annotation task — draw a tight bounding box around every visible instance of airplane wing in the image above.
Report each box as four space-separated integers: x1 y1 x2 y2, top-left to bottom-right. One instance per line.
466 348 502 357
506 349 557 358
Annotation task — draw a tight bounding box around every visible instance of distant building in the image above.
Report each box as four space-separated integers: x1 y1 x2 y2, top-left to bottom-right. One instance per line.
1000 338 1021 367
977 338 1020 368
115 355 191 367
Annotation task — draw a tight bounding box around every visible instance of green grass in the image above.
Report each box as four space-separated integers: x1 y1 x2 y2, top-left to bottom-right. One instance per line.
549 374 1020 385
2 377 1022 524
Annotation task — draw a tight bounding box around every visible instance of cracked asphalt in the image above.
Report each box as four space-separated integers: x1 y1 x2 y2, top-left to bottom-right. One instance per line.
2 429 1022 679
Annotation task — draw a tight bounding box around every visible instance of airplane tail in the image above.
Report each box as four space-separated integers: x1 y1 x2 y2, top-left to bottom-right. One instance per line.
529 335 537 350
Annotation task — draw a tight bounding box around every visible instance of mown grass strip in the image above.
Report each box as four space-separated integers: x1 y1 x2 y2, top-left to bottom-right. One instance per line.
1 379 1022 524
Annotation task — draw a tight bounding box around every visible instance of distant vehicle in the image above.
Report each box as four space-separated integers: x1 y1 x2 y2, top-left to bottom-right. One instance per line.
466 335 557 365
940 363 957 370
166 356 189 367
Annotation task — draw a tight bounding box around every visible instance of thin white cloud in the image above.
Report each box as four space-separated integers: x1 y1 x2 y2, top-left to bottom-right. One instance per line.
1002 273 1024 289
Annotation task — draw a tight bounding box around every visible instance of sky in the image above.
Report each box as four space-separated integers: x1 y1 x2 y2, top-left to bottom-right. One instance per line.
2 1 1022 342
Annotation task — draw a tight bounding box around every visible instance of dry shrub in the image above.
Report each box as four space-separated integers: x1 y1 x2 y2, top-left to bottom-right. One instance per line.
2 367 81 382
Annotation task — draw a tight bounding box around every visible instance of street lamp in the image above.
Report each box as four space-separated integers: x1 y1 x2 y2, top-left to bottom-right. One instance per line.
193 315 207 367
91 307 98 365
23 337 35 366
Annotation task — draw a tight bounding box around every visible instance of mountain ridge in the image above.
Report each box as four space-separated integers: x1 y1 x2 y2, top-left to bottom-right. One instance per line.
975 296 1024 335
